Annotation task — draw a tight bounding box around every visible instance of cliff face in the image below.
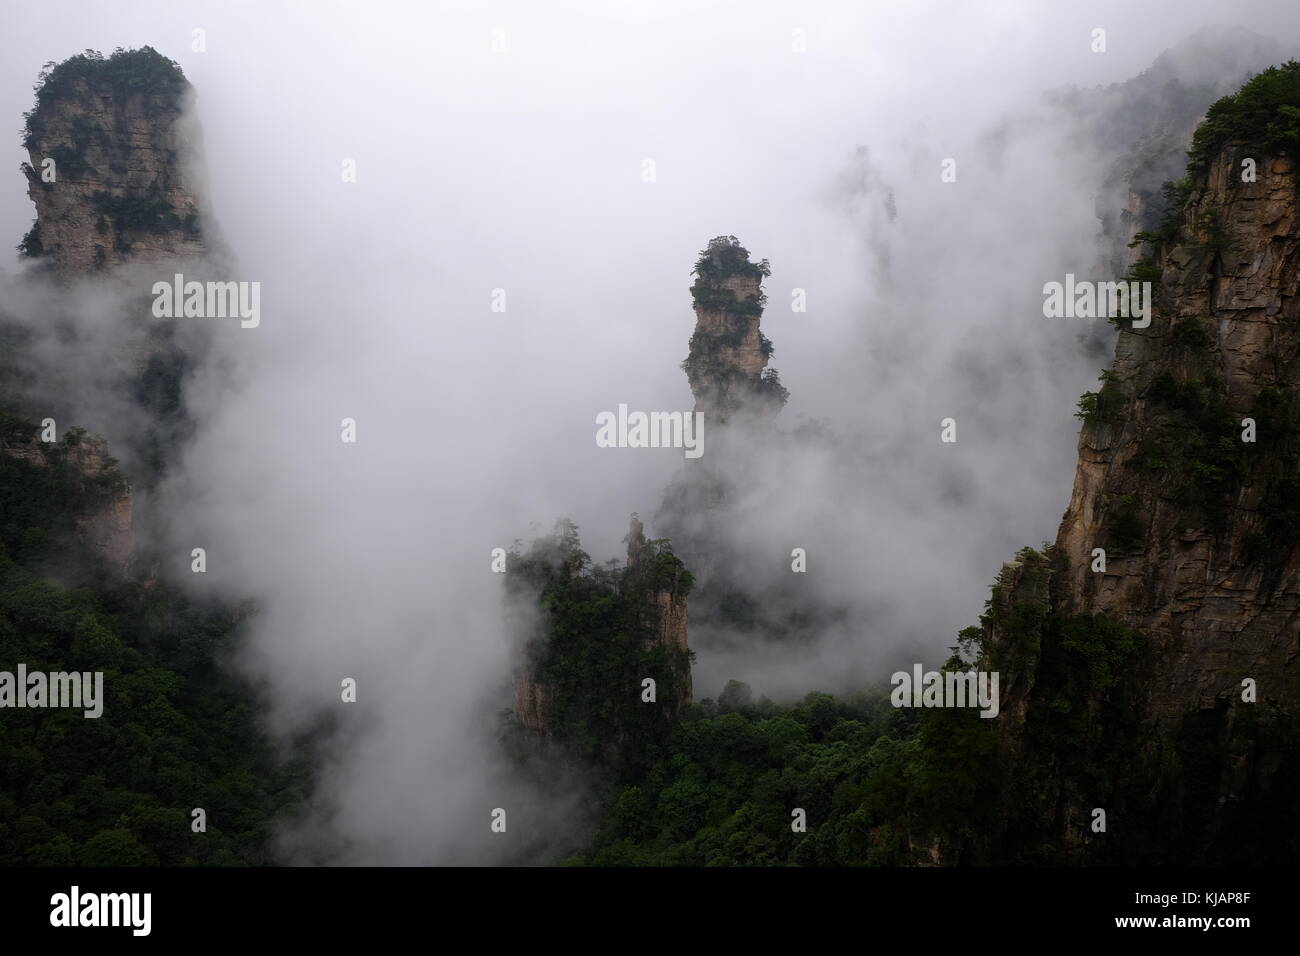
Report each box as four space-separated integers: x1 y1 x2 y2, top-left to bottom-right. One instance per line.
512 672 551 735
1072 26 1293 277
21 48 207 278
507 518 693 763
655 238 782 610
982 140 1300 863
682 236 786 427
3 48 219 570
1058 149 1300 725
0 421 133 574
625 516 692 703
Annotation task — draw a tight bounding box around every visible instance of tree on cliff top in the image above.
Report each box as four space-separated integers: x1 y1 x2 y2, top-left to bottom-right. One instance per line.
691 236 771 282
689 237 771 316
23 47 188 148
1187 59 1300 171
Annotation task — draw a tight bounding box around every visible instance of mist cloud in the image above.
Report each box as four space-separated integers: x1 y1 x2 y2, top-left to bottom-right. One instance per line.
5 0 1299 863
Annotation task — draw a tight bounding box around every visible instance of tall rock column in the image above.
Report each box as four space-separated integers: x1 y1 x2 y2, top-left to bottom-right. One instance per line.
682 236 787 427
20 47 208 277
5 47 221 576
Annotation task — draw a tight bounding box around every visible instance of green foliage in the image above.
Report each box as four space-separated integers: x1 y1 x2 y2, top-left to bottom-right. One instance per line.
543 536 1167 866
680 360 789 414
90 190 199 242
0 421 310 865
1140 371 1246 530
691 235 770 282
756 368 789 407
1107 494 1144 552
1075 369 1126 424
688 326 747 354
23 47 187 149
1250 384 1295 444
1187 61 1300 172
0 421 127 564
716 679 753 713
1126 255 1163 286
1016 612 1148 807
506 521 694 776
689 286 766 317
1131 175 1194 252
632 537 696 596
16 221 42 259
571 684 1001 866
1171 316 1212 350
1057 614 1146 693
689 236 769 316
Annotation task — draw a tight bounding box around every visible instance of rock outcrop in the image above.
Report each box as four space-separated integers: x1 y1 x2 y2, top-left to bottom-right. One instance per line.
0 420 133 574
625 515 692 702
4 47 220 572
979 135 1300 864
507 517 693 757
20 47 208 278
682 236 787 427
1055 146 1299 725
512 672 551 735
1066 26 1294 278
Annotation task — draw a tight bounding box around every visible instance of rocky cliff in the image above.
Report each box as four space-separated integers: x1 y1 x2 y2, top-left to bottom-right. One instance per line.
20 47 207 277
1056 149 1300 725
625 515 692 702
2 47 218 577
507 518 694 767
1080 27 1295 277
0 416 133 575
682 236 787 426
977 77 1300 862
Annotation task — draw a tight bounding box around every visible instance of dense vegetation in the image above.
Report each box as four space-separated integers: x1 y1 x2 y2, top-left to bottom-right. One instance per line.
0 44 287 867
91 190 200 249
0 409 309 865
510 525 1016 865
16 221 42 259
22 47 187 149
505 520 694 778
1137 370 1246 531
1074 369 1126 424
1128 63 1300 279
691 235 771 283
681 236 790 417
513 534 1297 865
689 236 770 317
1128 174 1194 271
17 47 199 265
572 683 1000 866
1187 59 1300 172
